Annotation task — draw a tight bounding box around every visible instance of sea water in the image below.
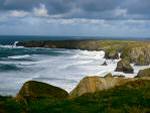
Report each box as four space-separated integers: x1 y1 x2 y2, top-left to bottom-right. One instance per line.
0 36 149 96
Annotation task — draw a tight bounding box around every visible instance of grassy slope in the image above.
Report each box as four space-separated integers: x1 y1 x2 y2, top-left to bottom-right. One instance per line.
0 79 150 113
18 40 150 50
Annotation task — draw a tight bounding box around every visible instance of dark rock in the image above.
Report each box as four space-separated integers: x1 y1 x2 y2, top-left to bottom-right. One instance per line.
115 59 134 73
102 61 107 66
16 81 69 101
136 68 150 78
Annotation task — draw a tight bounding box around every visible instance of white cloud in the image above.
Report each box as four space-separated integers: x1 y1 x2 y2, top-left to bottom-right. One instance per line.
114 8 127 17
9 10 29 17
33 4 49 17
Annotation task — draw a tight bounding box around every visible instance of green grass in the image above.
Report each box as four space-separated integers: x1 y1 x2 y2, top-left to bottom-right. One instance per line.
1 79 150 113
0 96 24 113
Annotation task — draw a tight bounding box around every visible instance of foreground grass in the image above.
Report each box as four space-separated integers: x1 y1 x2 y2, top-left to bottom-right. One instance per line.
0 80 150 113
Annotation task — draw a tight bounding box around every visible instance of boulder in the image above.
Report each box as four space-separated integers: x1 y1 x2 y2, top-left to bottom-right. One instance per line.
16 81 69 101
136 68 150 78
102 61 107 66
104 48 119 59
115 59 134 73
70 73 130 98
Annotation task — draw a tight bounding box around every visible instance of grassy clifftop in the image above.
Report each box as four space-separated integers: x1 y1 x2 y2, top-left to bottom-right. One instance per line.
17 40 150 51
0 79 150 113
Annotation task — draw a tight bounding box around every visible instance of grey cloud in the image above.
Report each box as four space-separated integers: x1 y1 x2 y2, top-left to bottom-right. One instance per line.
122 0 150 14
75 0 121 12
0 0 73 14
0 0 150 19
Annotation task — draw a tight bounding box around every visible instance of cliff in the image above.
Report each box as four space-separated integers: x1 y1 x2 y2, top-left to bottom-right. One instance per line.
17 40 150 65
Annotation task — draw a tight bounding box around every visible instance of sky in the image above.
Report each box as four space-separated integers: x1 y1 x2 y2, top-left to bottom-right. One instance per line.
0 0 150 37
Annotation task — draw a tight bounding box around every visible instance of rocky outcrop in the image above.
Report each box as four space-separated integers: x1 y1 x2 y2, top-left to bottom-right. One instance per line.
70 73 131 98
16 81 69 101
136 68 150 78
121 45 150 65
101 61 107 66
104 48 119 59
115 59 134 73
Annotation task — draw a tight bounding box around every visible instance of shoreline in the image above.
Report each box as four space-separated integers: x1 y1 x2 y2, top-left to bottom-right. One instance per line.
0 40 150 96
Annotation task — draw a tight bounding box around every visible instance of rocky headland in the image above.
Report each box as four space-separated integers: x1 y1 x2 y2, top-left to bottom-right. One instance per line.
17 40 150 65
17 40 150 74
0 40 150 113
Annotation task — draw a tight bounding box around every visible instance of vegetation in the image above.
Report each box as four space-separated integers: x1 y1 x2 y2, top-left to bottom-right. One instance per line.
136 68 150 78
104 48 119 59
0 79 150 113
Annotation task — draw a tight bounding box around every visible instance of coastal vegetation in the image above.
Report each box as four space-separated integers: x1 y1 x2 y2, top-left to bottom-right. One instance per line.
0 40 149 113
0 79 150 113
0 67 150 113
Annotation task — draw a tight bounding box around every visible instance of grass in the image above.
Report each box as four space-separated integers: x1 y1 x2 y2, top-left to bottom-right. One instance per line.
0 79 150 113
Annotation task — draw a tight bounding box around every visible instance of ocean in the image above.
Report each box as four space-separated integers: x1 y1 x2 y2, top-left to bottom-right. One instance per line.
0 36 150 96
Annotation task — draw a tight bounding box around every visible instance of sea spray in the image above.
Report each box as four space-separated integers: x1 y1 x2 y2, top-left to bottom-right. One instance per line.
0 46 149 96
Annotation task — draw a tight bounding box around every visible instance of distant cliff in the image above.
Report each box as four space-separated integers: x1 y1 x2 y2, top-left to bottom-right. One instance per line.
17 40 103 50
17 40 150 65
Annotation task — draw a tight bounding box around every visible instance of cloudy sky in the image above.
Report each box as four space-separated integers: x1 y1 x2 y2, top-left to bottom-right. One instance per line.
0 0 150 37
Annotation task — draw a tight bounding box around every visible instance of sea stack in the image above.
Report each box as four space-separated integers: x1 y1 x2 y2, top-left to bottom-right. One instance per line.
115 59 134 73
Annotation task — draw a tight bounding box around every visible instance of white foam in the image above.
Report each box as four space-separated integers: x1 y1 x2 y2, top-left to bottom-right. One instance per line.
0 44 24 49
0 49 150 96
8 55 30 59
13 41 19 47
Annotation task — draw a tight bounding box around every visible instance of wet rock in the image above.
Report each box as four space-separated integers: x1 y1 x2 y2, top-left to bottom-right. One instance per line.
102 61 107 66
115 59 134 73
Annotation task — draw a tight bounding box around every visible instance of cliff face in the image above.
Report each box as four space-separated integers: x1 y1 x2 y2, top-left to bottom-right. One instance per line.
17 40 150 65
121 45 150 65
70 73 131 98
104 48 119 59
